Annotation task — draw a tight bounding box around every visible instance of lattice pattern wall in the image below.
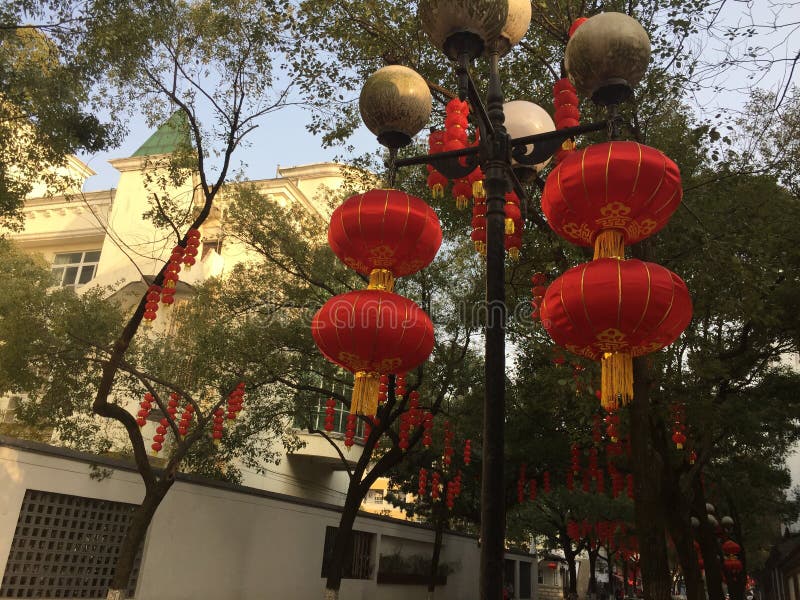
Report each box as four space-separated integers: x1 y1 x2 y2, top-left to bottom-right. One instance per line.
1 489 143 598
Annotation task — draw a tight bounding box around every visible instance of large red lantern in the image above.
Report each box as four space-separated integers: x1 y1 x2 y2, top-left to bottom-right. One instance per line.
328 189 442 291
540 258 692 409
312 290 435 415
541 142 682 259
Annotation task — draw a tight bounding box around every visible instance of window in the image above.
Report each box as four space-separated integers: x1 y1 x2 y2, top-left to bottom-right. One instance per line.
320 526 373 580
367 490 384 504
51 250 101 287
307 397 365 439
0 489 144 598
201 239 221 259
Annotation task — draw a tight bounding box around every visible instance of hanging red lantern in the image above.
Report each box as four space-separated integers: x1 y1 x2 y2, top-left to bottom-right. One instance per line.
463 439 472 465
722 540 742 555
724 557 743 574
541 142 682 259
548 562 558 570
431 471 441 500
540 259 692 409
418 467 428 497
312 290 435 415
422 411 434 447
328 189 442 292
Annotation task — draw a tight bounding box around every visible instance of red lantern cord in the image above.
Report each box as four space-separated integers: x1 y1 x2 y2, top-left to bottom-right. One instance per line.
211 406 225 445
431 471 441 500
167 392 179 420
517 464 527 504
344 413 356 449
670 402 688 449
226 382 245 420
443 420 454 468
531 272 548 321
543 471 551 494
324 397 336 432
418 467 428 497
463 439 472 466
183 228 201 270
398 411 411 451
137 392 153 427
422 412 434 447
626 474 635 499
143 284 162 323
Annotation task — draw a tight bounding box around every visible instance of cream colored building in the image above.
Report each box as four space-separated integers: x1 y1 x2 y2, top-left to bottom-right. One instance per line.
3 114 360 505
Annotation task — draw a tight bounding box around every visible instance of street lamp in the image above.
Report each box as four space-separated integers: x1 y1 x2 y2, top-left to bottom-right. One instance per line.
357 5 650 598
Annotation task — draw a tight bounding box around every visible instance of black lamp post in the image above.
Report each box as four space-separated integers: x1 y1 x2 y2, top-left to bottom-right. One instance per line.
357 5 651 599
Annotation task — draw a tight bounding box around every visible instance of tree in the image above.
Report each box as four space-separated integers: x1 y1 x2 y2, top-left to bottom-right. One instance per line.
290 1 800 598
2 0 309 597
195 174 487 598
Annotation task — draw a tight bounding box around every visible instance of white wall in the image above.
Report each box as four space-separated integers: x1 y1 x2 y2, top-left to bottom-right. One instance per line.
0 439 534 600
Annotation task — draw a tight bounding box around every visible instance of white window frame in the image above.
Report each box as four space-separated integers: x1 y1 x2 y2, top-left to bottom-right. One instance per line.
51 250 102 288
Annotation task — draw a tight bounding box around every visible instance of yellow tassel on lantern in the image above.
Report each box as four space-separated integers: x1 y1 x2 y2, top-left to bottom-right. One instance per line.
432 184 444 199
593 229 626 260
367 269 394 292
505 218 515 235
351 371 380 416
472 180 486 199
456 195 469 210
562 139 576 152
601 352 633 410
508 247 520 261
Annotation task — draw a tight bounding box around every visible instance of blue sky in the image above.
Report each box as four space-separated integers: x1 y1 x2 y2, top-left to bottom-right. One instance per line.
78 2 799 193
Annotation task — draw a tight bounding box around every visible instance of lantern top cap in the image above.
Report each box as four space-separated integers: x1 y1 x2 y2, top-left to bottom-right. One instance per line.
359 65 432 149
418 0 531 60
564 12 651 105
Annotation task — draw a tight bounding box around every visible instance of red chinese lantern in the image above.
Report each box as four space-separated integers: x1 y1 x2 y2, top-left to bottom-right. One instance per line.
724 557 743 574
312 290 435 415
328 189 442 291
722 540 742 555
548 562 558 570
540 258 692 409
541 142 682 259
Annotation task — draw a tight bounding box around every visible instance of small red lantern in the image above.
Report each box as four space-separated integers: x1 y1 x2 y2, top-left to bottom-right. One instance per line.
548 562 557 570
312 290 435 415
722 540 742 555
724 557 743 574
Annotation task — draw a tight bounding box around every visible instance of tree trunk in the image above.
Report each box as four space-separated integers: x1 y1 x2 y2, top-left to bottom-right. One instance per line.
106 481 172 600
324 478 363 597
629 356 672 600
588 547 598 600
560 531 579 599
691 478 724 600
427 514 446 599
727 500 746 600
666 507 705 600
623 561 630 598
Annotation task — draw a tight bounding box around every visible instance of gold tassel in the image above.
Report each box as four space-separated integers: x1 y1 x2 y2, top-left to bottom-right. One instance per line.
508 247 520 261
593 229 626 260
473 180 486 199
456 195 468 210
505 218 515 235
351 371 380 416
562 139 576 152
367 269 394 292
601 352 633 410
